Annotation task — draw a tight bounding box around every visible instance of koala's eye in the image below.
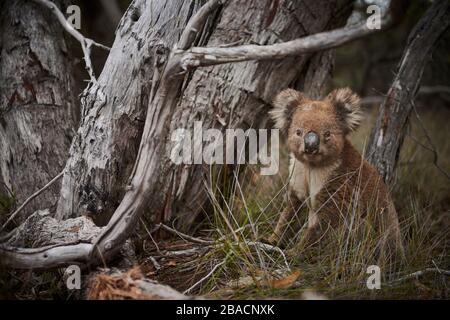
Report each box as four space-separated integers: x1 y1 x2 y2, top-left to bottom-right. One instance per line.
324 131 331 138
295 129 302 136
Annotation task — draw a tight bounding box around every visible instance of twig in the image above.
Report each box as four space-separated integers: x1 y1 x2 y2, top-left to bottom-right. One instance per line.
409 95 450 181
360 85 450 105
246 241 290 271
0 171 64 232
390 268 450 284
153 223 289 270
31 0 110 83
156 223 214 245
168 11 392 74
140 218 161 254
146 256 161 271
419 85 450 95
183 259 226 294
160 246 210 257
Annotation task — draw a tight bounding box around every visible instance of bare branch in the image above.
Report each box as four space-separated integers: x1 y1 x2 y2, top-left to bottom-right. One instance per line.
0 242 92 269
155 223 214 245
168 15 392 75
1 171 64 232
390 268 450 284
246 241 290 271
409 97 450 181
31 0 110 83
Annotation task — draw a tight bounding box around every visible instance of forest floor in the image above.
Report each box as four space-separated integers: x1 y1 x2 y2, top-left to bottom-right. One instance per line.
0 106 449 300
140 105 450 300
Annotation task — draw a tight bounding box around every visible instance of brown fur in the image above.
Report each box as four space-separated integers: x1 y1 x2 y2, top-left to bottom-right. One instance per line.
268 88 403 259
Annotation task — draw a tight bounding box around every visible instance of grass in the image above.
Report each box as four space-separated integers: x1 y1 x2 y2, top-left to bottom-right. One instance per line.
1 107 448 300
161 106 449 299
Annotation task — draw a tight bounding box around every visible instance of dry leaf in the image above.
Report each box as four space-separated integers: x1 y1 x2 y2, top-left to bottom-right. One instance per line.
166 260 177 267
268 270 301 289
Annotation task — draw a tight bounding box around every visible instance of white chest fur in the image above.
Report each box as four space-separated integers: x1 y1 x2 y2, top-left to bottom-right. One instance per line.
288 155 340 227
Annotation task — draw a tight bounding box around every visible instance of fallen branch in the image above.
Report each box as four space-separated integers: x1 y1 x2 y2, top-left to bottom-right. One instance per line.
390 268 450 284
31 0 110 83
159 246 210 258
1 171 64 232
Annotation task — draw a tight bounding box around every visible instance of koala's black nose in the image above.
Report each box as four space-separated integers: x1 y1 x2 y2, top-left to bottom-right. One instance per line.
304 131 320 154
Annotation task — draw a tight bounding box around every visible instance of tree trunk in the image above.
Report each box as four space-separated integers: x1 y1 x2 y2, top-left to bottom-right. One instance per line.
56 0 207 223
366 1 450 185
0 0 78 224
57 0 349 227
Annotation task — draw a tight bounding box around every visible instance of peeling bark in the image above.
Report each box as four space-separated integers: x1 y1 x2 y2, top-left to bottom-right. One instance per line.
0 0 78 223
6 209 101 248
56 0 207 224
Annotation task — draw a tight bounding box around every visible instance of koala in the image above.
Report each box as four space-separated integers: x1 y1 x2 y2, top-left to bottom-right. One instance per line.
268 87 403 258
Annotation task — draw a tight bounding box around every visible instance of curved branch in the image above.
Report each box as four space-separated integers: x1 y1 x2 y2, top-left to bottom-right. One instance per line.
167 13 392 75
0 243 92 269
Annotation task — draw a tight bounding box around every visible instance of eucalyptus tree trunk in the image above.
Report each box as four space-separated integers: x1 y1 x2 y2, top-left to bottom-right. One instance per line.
57 0 349 227
0 0 77 224
56 0 207 223
366 0 450 185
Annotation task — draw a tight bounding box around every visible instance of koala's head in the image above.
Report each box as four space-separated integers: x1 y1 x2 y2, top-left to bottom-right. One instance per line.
270 87 362 167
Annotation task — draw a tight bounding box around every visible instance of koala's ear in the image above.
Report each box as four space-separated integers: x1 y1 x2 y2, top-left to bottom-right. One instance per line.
327 87 362 133
270 89 305 133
